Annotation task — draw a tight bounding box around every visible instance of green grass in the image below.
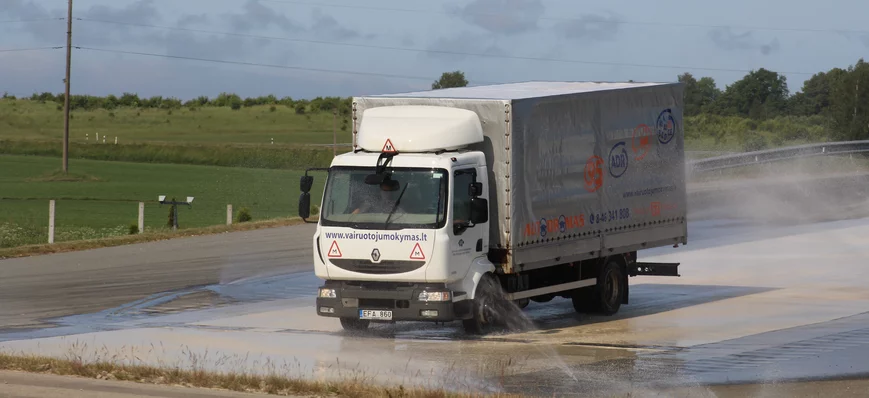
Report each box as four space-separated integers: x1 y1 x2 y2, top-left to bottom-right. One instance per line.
0 155 326 248
0 139 339 170
0 98 353 145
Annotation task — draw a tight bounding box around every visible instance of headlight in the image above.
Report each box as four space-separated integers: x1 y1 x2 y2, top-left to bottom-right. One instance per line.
418 291 450 302
319 288 337 298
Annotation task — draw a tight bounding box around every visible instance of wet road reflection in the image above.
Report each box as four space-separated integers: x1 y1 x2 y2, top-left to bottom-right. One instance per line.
2 216 869 396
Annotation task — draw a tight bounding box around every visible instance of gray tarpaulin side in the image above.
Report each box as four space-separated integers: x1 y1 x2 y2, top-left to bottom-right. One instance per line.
509 84 687 269
354 82 687 272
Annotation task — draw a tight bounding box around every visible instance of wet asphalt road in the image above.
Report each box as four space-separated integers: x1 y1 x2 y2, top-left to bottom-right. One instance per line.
0 225 316 330
2 174 869 396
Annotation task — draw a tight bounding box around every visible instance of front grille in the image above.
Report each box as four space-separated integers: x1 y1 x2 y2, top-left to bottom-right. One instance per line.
330 259 425 274
359 298 396 308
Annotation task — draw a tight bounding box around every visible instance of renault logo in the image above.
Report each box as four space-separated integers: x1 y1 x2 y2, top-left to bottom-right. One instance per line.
371 248 381 262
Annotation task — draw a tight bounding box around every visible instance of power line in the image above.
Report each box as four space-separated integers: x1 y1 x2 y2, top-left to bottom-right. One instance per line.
74 46 477 83
252 0 869 36
0 18 64 24
0 46 63 53
74 17 817 76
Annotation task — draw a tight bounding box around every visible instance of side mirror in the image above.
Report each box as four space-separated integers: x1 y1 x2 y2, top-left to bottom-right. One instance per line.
300 175 314 193
469 182 483 197
469 197 488 224
299 192 311 219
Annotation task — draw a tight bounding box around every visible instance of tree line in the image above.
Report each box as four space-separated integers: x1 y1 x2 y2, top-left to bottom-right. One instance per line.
4 91 355 116
3 60 867 141
679 58 868 141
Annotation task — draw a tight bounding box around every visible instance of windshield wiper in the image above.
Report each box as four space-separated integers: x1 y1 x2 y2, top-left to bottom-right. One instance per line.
384 183 408 229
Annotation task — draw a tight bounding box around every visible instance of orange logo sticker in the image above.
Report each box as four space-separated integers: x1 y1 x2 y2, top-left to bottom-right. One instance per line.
584 155 604 192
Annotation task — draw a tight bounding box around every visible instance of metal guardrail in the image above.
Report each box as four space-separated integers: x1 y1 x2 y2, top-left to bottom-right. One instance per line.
687 140 869 173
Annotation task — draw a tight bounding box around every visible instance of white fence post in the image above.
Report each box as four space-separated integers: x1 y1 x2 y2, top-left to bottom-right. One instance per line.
138 202 145 234
227 204 233 226
48 200 55 244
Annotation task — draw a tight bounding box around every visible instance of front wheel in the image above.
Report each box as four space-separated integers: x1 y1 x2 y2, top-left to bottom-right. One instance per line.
340 317 370 331
463 275 506 335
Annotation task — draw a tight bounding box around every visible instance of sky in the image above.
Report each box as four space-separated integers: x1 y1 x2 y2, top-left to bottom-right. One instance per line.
1 0 868 100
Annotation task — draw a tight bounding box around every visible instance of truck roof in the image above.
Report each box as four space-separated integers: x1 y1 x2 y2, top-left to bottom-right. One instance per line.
366 81 676 101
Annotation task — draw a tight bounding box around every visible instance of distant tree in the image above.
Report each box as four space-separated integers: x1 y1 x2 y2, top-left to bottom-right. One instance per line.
710 68 789 119
695 77 721 113
194 95 210 106
432 71 468 90
678 73 722 116
104 94 119 110
829 59 869 141
799 68 848 116
119 92 140 107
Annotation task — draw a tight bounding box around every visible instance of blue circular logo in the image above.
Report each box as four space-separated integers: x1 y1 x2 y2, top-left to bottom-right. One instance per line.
558 215 566 233
539 217 548 237
608 142 629 178
657 109 676 145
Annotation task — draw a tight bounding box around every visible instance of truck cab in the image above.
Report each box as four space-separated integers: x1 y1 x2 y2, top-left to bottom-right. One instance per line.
299 106 497 333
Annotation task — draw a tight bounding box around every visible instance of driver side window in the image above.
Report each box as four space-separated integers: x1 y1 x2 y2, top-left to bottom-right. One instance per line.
453 169 474 230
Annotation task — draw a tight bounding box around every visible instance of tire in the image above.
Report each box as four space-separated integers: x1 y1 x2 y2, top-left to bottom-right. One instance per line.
572 259 625 316
340 317 370 331
462 275 506 335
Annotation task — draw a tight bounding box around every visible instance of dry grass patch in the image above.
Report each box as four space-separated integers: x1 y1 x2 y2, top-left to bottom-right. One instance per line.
0 351 520 398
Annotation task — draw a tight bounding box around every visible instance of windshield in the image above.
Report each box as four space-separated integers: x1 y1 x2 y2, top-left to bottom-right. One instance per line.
320 166 448 230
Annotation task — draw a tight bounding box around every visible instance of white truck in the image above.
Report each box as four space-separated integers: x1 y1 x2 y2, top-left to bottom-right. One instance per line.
298 81 688 334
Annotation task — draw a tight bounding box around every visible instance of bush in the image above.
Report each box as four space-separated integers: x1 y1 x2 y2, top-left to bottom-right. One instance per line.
236 207 252 223
312 205 320 215
128 222 139 235
742 134 769 152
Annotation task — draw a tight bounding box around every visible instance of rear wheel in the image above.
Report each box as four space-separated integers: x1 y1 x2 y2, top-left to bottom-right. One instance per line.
340 317 370 331
463 275 506 335
572 259 625 315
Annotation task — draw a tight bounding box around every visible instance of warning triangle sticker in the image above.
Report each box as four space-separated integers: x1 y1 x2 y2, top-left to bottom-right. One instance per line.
327 241 342 258
381 139 397 154
409 243 425 260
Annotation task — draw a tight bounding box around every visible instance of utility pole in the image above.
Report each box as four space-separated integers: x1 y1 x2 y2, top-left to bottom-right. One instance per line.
62 0 73 173
332 109 337 157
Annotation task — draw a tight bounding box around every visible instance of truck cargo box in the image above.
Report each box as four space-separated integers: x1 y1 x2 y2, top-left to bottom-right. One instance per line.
353 81 687 273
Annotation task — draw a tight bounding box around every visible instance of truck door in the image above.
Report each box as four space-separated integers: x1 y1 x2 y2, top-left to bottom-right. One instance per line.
450 168 486 271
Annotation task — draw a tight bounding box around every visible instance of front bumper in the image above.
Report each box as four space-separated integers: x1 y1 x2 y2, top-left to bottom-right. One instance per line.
315 280 472 322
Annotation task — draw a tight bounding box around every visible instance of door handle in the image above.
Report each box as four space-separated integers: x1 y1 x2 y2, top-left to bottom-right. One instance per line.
476 239 483 252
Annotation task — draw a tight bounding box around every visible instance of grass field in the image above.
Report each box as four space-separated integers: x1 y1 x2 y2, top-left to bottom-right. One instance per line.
0 98 353 145
0 139 340 169
1 98 834 154
0 155 326 248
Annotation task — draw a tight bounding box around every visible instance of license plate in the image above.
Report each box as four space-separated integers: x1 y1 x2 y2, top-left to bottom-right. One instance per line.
359 309 392 320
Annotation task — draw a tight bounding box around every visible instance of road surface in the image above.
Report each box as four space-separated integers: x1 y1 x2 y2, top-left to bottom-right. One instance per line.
1 175 869 397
